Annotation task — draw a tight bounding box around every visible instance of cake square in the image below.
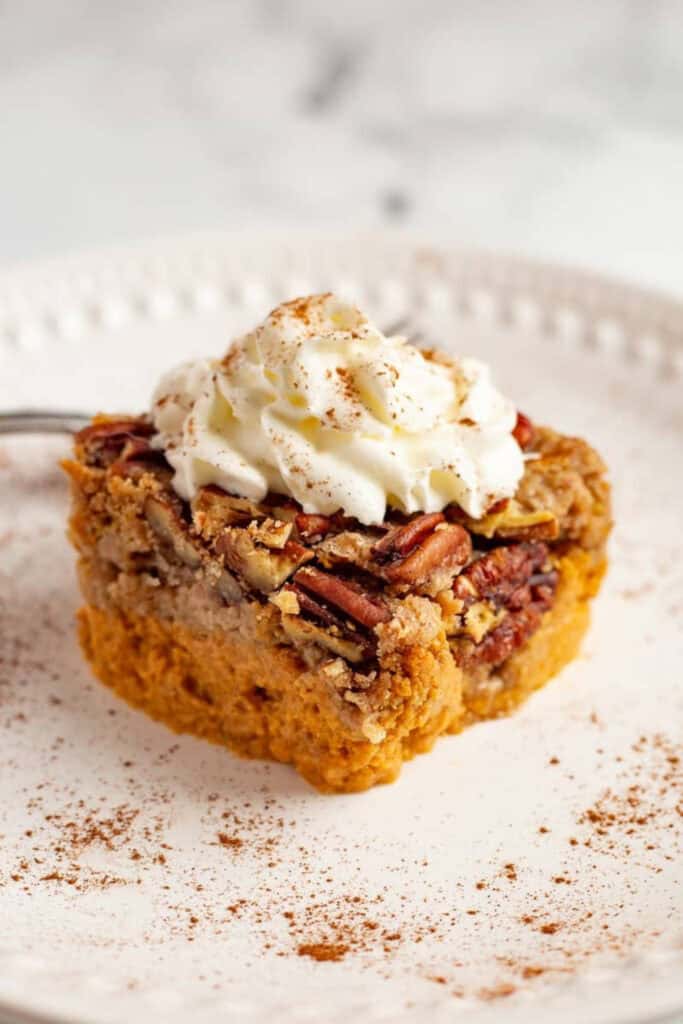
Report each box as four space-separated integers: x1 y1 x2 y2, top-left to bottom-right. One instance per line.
64 296 610 792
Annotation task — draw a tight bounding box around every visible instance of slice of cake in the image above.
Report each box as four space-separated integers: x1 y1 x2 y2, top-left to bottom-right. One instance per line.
64 294 611 792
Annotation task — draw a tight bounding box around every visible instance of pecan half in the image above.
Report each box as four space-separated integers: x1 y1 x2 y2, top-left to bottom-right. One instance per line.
75 418 155 467
512 411 535 450
372 512 445 558
293 566 391 629
380 523 471 587
284 582 339 627
110 437 169 478
144 494 203 570
453 542 550 610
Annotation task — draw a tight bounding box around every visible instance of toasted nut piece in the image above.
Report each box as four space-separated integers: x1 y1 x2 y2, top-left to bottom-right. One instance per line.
294 566 391 629
75 418 154 467
322 658 348 679
270 588 301 615
512 411 535 450
246 517 293 550
120 437 156 460
372 512 445 558
315 530 378 573
75 417 154 445
110 437 170 478
282 585 378 663
450 501 559 542
215 529 312 592
452 541 550 609
295 512 334 540
284 582 342 629
456 604 544 670
192 486 267 538
462 601 502 643
144 494 203 570
279 614 367 663
259 498 299 524
382 523 471 586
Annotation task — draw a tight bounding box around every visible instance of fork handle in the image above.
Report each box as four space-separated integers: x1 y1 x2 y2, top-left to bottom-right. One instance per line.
0 410 92 435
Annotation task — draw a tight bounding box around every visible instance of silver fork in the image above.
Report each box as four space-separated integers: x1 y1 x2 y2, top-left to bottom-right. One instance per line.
0 410 93 435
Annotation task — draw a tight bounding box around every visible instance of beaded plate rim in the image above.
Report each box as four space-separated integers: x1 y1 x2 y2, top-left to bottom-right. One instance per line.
0 232 681 1024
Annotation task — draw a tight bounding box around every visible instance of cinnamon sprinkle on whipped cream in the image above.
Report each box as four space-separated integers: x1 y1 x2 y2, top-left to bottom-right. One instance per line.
151 294 524 524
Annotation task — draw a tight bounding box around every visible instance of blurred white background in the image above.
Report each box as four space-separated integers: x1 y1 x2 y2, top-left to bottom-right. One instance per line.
2 0 683 295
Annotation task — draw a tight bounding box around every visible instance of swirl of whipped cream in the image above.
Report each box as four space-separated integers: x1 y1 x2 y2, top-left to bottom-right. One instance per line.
151 294 524 524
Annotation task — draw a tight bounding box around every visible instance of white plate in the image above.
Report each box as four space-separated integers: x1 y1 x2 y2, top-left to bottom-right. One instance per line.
0 235 682 1024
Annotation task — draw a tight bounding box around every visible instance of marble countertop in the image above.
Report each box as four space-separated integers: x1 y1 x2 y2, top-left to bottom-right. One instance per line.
2 0 683 297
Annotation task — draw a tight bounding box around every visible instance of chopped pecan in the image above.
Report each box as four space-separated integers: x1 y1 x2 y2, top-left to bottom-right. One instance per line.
315 530 379 573
110 437 169 478
144 494 203 570
75 418 155 467
462 600 502 643
512 411 535 450
279 580 377 662
456 604 544 670
380 523 471 587
295 512 334 541
293 566 391 629
372 512 445 558
270 587 302 616
261 493 300 517
192 486 267 538
447 501 559 542
283 582 341 628
120 437 155 461
215 529 312 593
246 517 293 550
453 542 551 610
278 611 370 663
75 417 154 445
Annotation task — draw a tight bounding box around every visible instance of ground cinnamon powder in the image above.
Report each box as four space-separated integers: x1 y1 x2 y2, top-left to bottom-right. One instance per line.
1 508 681 1007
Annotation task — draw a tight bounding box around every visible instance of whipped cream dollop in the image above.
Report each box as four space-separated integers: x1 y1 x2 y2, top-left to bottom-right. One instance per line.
151 294 524 525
